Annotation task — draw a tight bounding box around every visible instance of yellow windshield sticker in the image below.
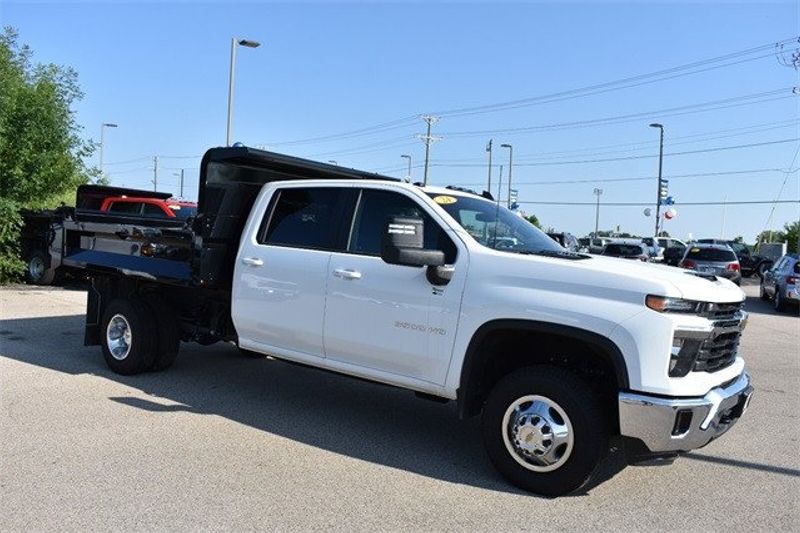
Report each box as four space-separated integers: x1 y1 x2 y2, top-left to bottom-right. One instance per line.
433 195 457 205
690 247 700 252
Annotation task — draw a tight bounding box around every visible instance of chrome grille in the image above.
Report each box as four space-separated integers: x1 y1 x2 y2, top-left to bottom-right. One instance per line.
700 301 743 321
694 328 741 373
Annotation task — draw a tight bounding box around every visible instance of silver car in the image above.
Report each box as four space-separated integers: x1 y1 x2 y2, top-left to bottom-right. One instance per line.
679 244 742 285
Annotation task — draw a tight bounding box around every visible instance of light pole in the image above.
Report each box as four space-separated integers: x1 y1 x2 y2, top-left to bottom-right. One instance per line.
593 188 603 237
226 37 261 147
649 123 664 237
99 122 118 183
173 169 185 198
501 143 513 207
486 139 493 192
401 154 412 180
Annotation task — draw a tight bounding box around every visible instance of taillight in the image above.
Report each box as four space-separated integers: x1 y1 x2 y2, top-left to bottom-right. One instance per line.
787 275 799 285
681 259 696 269
726 263 740 272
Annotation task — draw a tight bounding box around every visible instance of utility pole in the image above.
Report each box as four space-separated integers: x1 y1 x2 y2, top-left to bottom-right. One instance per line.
486 139 493 192
152 156 159 192
417 115 440 186
649 123 665 237
593 188 603 237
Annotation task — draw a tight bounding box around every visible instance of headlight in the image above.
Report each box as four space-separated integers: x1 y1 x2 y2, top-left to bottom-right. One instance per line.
645 295 704 313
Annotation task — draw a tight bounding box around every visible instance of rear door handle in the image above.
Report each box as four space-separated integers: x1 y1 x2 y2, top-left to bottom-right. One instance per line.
242 257 264 267
333 268 362 280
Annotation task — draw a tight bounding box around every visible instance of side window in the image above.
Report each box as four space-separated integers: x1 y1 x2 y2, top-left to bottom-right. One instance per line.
261 188 343 250
107 202 142 215
142 203 166 218
349 189 457 263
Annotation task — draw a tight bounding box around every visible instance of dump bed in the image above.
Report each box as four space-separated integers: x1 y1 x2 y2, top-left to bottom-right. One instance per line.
63 146 396 289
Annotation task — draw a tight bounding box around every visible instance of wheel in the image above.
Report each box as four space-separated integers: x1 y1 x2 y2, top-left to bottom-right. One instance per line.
100 298 157 375
481 366 609 497
144 296 180 371
25 250 56 285
774 289 789 313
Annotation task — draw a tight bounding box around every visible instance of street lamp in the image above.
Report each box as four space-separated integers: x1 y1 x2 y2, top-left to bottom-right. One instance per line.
649 123 664 237
501 143 513 207
593 188 603 238
226 37 261 146
99 123 118 183
400 154 412 180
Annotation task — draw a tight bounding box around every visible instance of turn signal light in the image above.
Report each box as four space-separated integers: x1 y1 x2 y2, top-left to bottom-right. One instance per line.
726 263 740 271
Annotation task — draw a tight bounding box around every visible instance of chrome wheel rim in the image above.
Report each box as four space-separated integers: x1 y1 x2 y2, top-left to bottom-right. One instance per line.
28 256 44 281
502 395 574 473
106 314 132 360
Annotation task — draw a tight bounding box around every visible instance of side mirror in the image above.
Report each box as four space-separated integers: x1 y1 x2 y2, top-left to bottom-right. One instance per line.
381 217 446 268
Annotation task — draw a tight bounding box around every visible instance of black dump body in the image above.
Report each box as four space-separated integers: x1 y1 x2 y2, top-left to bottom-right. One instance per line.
67 146 396 290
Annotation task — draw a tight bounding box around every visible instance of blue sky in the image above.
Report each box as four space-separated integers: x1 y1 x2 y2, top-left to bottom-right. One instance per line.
2 0 798 241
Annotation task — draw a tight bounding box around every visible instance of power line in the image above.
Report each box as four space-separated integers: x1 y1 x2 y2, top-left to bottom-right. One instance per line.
254 37 797 147
439 88 794 138
519 200 800 207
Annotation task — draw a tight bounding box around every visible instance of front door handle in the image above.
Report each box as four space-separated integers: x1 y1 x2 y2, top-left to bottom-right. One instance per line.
333 268 362 280
242 257 264 267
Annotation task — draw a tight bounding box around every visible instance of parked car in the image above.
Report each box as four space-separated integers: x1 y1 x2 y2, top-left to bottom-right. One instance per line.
60 146 753 497
602 242 650 261
101 196 198 219
588 237 613 254
696 239 772 278
663 245 687 267
760 254 799 313
657 237 686 250
547 232 579 252
679 244 741 285
641 237 664 262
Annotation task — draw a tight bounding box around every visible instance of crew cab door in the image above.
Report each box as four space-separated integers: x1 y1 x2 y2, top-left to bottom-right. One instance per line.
323 187 466 386
232 186 350 363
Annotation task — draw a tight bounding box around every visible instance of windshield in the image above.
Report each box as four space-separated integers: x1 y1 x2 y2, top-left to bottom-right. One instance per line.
685 247 736 262
427 193 563 254
604 244 644 256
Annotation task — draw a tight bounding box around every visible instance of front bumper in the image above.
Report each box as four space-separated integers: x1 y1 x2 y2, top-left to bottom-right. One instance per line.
618 372 753 452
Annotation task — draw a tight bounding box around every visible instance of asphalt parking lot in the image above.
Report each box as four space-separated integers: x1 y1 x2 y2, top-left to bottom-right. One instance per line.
1 279 798 531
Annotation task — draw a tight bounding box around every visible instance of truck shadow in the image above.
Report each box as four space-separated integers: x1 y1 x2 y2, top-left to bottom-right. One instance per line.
0 314 630 496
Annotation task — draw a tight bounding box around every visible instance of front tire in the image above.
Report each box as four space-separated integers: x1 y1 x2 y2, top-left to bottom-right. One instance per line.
101 299 157 375
481 366 609 497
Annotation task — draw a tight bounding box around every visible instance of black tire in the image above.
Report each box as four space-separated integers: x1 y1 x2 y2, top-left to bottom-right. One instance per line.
100 298 157 375
774 289 789 313
481 366 609 497
25 250 56 285
144 295 181 371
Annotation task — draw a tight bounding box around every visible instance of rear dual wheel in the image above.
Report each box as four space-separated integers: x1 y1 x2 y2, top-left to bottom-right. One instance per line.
100 297 180 375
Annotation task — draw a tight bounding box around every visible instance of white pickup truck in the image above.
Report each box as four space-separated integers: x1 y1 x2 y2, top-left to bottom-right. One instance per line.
67 147 753 496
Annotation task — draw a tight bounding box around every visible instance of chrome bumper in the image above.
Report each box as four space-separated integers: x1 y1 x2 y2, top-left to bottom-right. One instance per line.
618 372 753 453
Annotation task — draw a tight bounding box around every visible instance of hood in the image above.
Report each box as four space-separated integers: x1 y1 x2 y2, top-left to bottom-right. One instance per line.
487 251 746 304
574 255 745 303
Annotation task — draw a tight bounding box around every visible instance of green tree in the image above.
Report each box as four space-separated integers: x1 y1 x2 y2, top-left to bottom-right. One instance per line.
525 214 541 229
783 220 799 254
0 27 95 281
